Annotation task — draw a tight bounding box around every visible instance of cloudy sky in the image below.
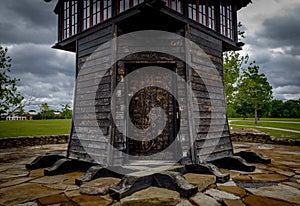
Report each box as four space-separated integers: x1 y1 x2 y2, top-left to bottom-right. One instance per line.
0 0 299 112
238 0 300 101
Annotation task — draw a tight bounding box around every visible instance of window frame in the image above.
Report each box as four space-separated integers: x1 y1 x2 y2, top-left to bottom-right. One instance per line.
187 0 217 31
62 1 78 40
59 0 237 41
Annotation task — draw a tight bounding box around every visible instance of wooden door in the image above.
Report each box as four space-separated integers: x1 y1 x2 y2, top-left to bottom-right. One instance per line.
125 63 180 161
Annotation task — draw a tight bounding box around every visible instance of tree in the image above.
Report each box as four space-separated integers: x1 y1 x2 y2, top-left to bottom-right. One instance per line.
39 103 50 119
223 51 248 105
0 46 24 115
60 104 72 119
234 63 273 124
270 99 284 118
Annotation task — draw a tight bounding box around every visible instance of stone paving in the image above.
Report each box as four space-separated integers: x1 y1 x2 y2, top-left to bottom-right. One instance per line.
0 143 299 205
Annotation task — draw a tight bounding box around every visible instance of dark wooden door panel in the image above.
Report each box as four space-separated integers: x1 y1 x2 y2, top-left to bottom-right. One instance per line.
125 63 179 160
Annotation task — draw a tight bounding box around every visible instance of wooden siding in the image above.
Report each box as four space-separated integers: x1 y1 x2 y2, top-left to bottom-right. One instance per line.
67 24 114 165
188 24 233 163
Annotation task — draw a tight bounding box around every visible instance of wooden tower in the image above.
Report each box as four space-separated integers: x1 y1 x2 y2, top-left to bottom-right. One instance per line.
51 0 252 167
26 0 271 199
27 0 273 198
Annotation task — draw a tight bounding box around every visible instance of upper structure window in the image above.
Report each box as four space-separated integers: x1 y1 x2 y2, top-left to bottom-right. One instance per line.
163 0 183 14
188 0 216 31
62 1 78 39
83 0 112 31
220 1 233 39
118 0 144 14
59 0 236 41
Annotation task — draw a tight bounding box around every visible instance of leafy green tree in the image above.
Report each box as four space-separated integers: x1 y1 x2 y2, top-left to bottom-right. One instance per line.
39 103 50 119
60 104 72 119
223 51 248 105
270 100 284 118
234 63 273 124
0 46 24 115
283 100 300 118
291 108 300 118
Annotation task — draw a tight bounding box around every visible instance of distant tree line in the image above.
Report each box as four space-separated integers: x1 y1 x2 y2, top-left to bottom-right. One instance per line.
269 99 300 118
227 98 300 119
32 103 72 120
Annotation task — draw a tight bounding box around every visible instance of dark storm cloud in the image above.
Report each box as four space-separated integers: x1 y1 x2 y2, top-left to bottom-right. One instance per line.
242 5 300 100
259 9 300 51
6 0 56 28
0 0 56 44
0 22 56 45
9 44 75 77
245 5 300 53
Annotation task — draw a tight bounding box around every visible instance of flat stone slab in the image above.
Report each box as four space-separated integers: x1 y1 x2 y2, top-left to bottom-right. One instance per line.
204 189 240 202
80 177 121 195
0 183 63 205
0 172 28 179
0 177 34 188
43 183 68 190
243 195 298 206
223 199 245 206
216 186 246 196
16 202 39 206
29 169 44 177
246 184 300 205
265 167 295 177
190 192 220 206
38 194 68 205
65 190 81 199
233 173 289 182
63 171 85 178
176 200 194 206
120 186 180 206
183 174 216 192
280 182 300 190
30 174 69 184
72 194 113 206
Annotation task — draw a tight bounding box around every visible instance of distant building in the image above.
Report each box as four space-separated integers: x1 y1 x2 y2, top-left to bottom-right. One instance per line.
6 114 27 121
53 112 62 118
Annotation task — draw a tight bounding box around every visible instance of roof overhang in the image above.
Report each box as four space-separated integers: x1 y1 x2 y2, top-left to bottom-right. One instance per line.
236 0 252 10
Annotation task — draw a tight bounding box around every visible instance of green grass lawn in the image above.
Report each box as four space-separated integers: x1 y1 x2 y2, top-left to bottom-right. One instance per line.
1 118 299 140
230 121 300 131
229 118 300 139
231 125 300 139
0 119 72 138
230 118 300 122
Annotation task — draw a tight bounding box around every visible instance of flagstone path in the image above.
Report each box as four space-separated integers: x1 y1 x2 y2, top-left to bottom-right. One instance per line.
0 142 299 205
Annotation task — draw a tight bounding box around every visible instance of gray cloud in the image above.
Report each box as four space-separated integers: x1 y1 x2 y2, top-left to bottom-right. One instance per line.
16 72 75 111
0 0 56 44
259 11 300 51
9 44 75 77
241 4 300 100
5 0 56 28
